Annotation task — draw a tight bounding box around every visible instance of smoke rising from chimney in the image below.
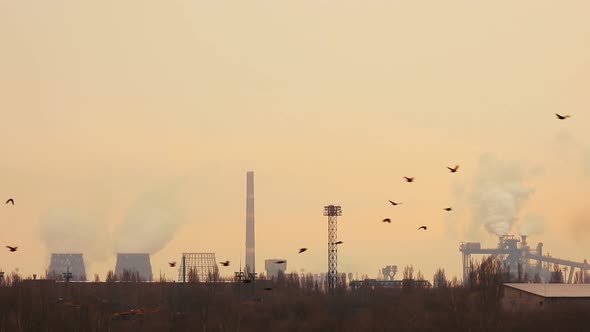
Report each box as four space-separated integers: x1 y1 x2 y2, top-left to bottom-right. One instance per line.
467 154 535 237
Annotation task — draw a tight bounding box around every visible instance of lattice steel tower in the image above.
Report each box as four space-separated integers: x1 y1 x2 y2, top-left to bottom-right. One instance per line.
324 205 342 290
178 253 219 282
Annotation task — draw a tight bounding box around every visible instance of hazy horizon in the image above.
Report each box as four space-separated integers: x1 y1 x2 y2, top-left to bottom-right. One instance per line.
1 1 589 281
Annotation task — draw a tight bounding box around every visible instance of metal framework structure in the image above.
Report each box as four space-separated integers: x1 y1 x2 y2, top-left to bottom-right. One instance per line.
460 235 589 285
178 253 219 282
324 205 342 290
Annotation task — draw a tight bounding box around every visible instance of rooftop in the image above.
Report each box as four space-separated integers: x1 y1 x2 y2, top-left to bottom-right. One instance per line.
504 283 590 298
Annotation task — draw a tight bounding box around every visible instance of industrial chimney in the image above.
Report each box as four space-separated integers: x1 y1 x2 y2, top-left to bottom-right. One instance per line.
115 253 153 281
245 171 255 276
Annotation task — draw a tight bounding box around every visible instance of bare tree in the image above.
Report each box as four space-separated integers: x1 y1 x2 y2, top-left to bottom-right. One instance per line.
433 268 447 288
402 265 414 280
105 270 117 282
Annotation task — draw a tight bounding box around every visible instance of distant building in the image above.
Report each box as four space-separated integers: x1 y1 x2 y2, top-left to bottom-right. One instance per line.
350 279 431 289
503 283 590 311
265 259 286 279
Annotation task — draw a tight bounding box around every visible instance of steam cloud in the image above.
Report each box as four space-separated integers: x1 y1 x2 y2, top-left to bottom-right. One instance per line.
41 181 188 261
113 185 186 254
468 154 535 236
40 207 111 262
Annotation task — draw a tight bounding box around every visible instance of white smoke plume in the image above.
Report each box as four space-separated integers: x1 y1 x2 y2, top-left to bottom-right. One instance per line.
468 154 535 236
113 183 186 254
40 207 111 262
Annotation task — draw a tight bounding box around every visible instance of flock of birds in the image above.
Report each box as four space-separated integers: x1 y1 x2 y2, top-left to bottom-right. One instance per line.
382 164 460 232
3 114 573 281
382 113 572 231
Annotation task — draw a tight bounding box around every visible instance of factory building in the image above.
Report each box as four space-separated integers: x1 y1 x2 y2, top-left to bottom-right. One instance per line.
265 259 287 279
502 283 590 311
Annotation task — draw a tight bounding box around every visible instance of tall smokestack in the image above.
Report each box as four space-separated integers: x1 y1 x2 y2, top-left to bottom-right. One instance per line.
245 171 255 275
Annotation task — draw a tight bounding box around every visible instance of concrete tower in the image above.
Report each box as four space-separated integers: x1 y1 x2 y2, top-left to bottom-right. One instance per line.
48 253 87 281
245 171 255 276
115 253 153 281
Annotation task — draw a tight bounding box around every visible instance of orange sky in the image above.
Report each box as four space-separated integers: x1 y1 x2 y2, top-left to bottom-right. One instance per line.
1 1 589 281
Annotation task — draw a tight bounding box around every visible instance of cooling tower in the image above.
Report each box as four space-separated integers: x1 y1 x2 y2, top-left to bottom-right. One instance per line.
245 171 256 275
48 253 87 281
115 253 153 281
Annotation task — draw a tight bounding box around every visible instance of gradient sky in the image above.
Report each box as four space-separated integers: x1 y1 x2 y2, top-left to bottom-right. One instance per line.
1 1 589 281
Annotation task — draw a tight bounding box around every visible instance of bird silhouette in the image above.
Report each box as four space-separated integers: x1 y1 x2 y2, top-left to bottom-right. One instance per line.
6 246 17 252
5 198 14 205
243 279 252 284
388 200 402 206
444 207 452 211
335 241 343 245
275 260 286 264
555 113 571 120
220 261 230 267
298 248 307 254
418 226 427 230
169 262 176 267
447 165 459 173
382 218 391 223
404 177 414 183
264 287 273 291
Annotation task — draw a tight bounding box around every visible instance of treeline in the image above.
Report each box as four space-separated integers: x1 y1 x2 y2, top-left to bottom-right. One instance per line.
0 257 588 331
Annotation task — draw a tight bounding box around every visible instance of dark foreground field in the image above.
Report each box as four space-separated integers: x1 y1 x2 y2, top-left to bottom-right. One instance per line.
0 278 589 332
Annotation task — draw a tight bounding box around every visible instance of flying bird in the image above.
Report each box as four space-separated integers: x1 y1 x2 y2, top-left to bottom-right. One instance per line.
388 200 402 206
264 287 273 291
220 261 230 267
447 165 459 173
444 207 453 211
298 248 307 254
168 262 176 267
404 177 414 183
243 279 252 284
5 198 14 205
335 241 343 245
382 218 391 223
418 226 427 230
555 113 571 120
6 246 17 252
275 260 286 264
